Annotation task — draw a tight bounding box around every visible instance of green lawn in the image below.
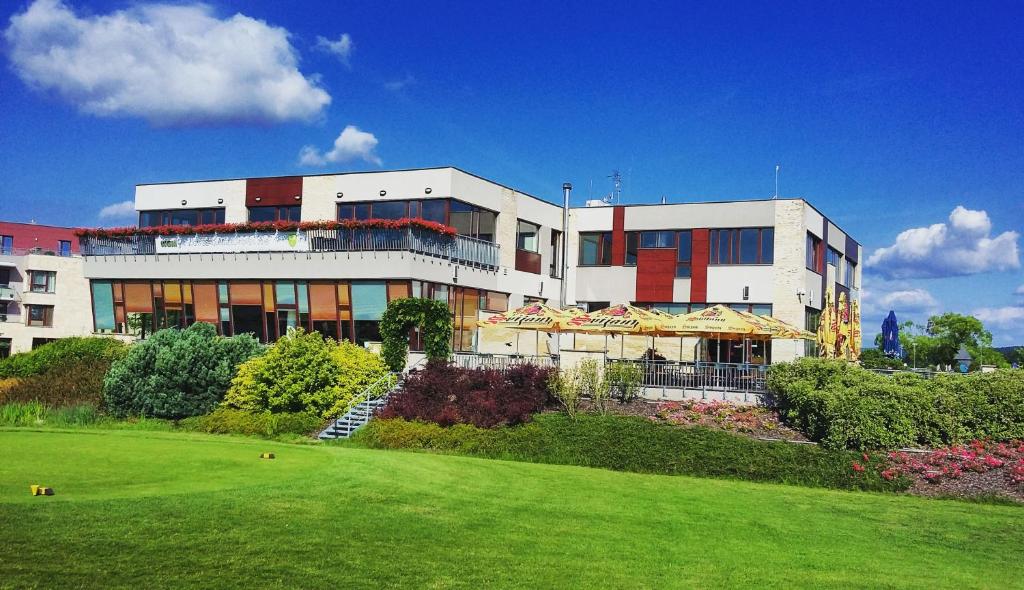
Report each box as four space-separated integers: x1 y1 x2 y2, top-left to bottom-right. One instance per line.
1 429 1022 589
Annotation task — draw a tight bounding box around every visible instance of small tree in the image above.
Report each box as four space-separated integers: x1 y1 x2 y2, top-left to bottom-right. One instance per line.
103 323 261 418
547 368 582 419
379 298 453 372
224 329 390 419
604 361 644 403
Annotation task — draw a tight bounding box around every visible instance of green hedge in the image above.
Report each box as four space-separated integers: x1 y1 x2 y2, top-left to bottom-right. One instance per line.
766 359 1024 450
351 413 906 492
178 408 322 437
0 337 126 379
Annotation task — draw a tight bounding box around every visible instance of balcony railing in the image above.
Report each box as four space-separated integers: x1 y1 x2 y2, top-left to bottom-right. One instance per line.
452 352 557 371
606 359 769 393
80 227 501 269
0 285 14 301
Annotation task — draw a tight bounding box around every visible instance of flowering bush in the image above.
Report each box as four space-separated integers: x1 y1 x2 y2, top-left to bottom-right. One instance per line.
651 400 781 434
75 217 457 239
879 439 1024 488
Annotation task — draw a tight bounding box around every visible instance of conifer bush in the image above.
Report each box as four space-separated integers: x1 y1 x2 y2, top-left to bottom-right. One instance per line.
103 323 261 419
223 329 390 419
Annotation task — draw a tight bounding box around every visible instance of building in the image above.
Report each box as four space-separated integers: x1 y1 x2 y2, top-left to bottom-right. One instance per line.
0 222 93 356
78 167 860 365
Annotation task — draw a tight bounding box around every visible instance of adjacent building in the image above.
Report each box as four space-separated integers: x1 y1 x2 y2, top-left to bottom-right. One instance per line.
78 166 861 364
0 222 93 356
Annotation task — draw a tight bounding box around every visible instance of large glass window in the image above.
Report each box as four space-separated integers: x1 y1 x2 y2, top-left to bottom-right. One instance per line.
640 231 675 248
0 235 12 255
249 206 300 222
351 281 387 345
29 271 56 293
337 199 496 240
421 200 447 224
826 247 841 268
517 220 540 252
58 240 72 257
625 232 639 265
677 230 692 278
139 208 225 227
579 232 612 265
844 259 857 287
710 228 775 265
372 201 408 219
91 281 114 332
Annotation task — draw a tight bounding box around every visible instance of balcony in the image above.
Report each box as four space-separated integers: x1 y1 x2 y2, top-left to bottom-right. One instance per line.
0 285 14 301
80 226 500 270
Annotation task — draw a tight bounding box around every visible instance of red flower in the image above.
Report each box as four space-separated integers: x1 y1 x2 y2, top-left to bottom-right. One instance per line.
851 462 865 473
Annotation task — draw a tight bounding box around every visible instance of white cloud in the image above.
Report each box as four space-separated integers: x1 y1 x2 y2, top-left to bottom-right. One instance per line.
315 33 353 66
5 0 331 125
973 305 1024 328
866 206 1019 279
860 283 939 316
299 125 382 167
1015 284 1024 296
384 74 415 91
98 200 136 219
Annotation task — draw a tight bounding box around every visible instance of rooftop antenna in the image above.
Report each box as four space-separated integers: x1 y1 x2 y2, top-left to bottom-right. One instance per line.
608 170 622 204
773 164 780 199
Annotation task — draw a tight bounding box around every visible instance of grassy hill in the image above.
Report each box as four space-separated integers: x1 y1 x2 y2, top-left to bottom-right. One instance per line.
2 428 1022 589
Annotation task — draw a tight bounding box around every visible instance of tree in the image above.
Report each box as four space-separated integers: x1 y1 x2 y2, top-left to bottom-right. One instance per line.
926 313 992 366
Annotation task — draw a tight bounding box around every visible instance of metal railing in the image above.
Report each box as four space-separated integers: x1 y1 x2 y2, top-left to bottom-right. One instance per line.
452 353 558 371
0 247 77 257
0 285 15 301
80 227 500 269
606 359 769 393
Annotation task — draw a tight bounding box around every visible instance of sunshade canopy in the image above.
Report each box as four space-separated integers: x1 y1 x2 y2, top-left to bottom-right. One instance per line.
480 303 581 333
666 305 773 339
563 304 673 335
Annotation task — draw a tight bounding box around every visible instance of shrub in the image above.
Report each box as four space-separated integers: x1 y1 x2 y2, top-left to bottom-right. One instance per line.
604 361 644 402
178 408 322 437
103 323 261 419
379 362 554 428
0 337 126 379
379 298 452 372
0 359 117 408
352 414 908 492
223 329 390 419
767 358 1024 450
547 368 582 419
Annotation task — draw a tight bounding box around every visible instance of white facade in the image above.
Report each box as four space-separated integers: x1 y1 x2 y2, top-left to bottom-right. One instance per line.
0 253 95 355
81 167 861 364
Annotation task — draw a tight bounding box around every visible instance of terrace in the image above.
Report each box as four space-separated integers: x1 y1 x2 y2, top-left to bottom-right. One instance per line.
78 221 501 270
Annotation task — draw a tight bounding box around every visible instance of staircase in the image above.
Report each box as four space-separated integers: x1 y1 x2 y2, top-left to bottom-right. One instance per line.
318 359 423 440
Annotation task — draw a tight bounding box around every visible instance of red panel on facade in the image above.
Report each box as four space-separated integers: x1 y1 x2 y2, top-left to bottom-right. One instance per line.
0 222 79 254
690 228 709 302
515 249 542 274
245 177 303 207
610 206 626 266
635 249 676 301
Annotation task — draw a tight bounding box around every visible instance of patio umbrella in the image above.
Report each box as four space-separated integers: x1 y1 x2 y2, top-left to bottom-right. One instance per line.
850 299 862 361
480 303 582 356
817 289 835 359
881 310 902 358
562 304 674 335
735 310 815 340
665 305 773 364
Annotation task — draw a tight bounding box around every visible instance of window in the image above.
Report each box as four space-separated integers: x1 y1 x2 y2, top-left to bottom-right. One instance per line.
338 199 496 241
640 231 675 248
27 304 54 327
826 247 841 268
421 200 447 224
625 233 639 265
579 232 612 265
0 338 10 359
641 302 690 315
0 267 9 285
549 230 562 278
516 220 540 252
583 301 609 312
1 235 12 255
709 228 775 265
806 233 823 272
480 290 509 312
844 259 857 287
58 240 72 257
29 271 55 293
804 307 821 357
249 206 300 222
676 230 692 278
139 208 225 227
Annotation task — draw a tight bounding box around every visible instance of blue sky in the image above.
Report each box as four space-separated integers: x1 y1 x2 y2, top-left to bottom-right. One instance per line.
1 0 1022 344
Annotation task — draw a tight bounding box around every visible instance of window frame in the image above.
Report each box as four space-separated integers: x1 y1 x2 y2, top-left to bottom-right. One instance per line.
709 228 775 265
1 235 13 255
138 208 225 227
26 304 54 327
578 232 613 266
806 232 823 273
516 219 541 253
28 270 56 293
248 205 301 223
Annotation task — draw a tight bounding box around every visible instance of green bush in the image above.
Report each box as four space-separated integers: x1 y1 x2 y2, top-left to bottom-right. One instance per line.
352 414 906 492
178 408 322 437
103 323 261 419
223 329 390 419
767 358 1024 450
0 337 126 379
